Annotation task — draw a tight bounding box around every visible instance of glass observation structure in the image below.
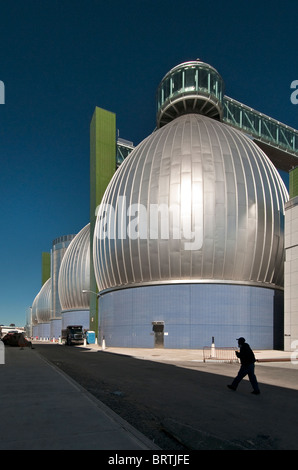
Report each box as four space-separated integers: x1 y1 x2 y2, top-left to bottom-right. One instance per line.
156 60 224 128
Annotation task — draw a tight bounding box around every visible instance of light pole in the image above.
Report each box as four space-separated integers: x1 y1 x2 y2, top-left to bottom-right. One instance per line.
82 290 104 349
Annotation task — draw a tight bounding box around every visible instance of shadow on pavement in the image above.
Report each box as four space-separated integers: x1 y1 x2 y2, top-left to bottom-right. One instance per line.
36 344 298 450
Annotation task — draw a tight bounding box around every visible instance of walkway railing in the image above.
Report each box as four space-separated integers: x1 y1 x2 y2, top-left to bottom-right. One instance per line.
223 96 298 160
203 346 240 363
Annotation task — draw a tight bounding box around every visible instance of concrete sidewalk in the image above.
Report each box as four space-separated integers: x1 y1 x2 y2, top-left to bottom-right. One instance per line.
0 346 160 450
77 343 293 363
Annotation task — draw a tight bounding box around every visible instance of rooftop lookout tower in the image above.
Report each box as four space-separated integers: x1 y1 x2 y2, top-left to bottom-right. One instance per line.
156 60 224 128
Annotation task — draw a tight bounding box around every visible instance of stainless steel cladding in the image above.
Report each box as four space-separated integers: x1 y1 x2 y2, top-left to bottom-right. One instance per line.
36 278 52 323
51 234 76 319
31 292 39 326
58 224 90 311
93 114 288 292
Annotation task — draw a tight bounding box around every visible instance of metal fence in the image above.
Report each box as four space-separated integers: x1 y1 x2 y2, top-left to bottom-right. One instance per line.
203 346 240 363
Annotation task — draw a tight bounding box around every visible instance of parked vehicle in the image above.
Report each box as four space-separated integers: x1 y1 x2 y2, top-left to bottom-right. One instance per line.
62 325 84 346
2 332 32 348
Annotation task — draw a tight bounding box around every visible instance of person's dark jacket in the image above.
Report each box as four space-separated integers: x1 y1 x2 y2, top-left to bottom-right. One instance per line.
236 343 256 365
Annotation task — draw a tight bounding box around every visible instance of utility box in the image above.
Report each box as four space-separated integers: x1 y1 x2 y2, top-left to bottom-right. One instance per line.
86 331 96 344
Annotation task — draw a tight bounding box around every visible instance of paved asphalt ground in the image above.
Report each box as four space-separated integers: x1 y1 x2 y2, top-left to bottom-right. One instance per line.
34 343 298 450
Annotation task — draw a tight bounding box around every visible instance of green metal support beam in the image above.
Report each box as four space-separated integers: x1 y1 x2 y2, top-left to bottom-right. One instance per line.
41 252 51 286
90 107 116 338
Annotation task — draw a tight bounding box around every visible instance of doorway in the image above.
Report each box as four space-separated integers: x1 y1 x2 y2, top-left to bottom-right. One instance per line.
152 321 164 348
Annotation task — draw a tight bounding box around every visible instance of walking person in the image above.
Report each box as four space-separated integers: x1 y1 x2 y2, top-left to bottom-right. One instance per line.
227 337 260 395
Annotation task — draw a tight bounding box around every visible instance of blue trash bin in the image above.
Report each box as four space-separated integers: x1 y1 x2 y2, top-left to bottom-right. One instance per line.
86 331 95 344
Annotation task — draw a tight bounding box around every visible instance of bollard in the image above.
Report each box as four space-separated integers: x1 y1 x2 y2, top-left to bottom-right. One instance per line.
211 336 216 358
102 336 106 351
0 340 5 365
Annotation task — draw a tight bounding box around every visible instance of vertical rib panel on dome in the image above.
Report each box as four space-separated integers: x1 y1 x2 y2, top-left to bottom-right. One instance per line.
31 292 39 326
58 223 90 311
51 234 76 319
36 278 52 323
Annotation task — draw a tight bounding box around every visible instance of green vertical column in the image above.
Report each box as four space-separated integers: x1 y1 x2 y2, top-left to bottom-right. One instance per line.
90 107 116 339
289 166 298 198
41 252 51 286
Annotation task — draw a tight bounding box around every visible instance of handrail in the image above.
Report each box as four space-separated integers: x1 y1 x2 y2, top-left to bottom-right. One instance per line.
203 346 239 363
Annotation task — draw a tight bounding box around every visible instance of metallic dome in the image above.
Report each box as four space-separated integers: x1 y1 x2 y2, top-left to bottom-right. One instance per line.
31 292 39 326
58 223 90 311
93 113 288 292
36 278 52 323
51 234 76 319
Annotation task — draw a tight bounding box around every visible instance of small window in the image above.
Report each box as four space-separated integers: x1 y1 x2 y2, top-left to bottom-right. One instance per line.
198 68 208 91
172 70 182 94
184 67 196 90
163 77 170 101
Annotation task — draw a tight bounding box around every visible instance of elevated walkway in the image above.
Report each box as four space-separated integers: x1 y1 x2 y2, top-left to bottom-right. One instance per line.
223 96 298 171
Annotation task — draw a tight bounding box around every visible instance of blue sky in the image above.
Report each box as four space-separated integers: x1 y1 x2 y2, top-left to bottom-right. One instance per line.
0 0 297 326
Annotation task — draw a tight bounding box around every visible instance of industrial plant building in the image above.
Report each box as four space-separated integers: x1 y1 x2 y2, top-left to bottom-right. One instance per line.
28 59 298 351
